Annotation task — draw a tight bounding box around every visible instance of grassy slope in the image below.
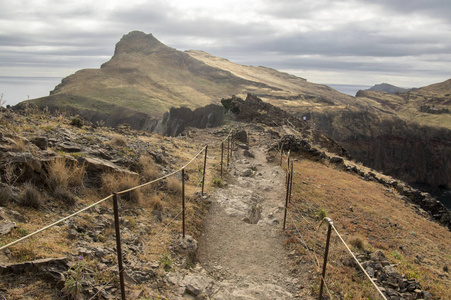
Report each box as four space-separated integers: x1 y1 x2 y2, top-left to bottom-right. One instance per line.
356 79 451 130
286 157 451 298
186 50 359 111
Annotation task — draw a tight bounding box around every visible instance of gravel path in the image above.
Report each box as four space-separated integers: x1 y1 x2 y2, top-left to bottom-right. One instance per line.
195 143 314 299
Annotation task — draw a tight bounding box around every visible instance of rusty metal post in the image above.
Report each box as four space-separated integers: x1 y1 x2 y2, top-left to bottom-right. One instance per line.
201 145 208 196
319 219 333 300
289 162 294 203
282 171 291 230
280 143 284 166
220 142 224 178
230 134 233 162
182 168 186 238
227 135 231 167
112 193 126 300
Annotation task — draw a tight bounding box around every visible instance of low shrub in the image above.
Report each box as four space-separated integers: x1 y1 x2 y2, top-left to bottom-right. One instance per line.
166 177 182 195
0 186 14 206
102 172 141 204
349 236 366 251
70 117 83 128
46 157 85 191
110 134 127 147
54 186 77 206
18 183 43 209
139 155 160 182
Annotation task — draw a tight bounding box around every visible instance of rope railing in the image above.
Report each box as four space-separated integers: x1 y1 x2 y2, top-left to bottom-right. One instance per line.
330 222 388 300
117 145 207 195
281 149 388 300
1 129 234 251
0 194 113 251
0 128 235 300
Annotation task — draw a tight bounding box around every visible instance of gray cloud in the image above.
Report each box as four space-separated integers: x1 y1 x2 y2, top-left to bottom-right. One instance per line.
0 0 450 105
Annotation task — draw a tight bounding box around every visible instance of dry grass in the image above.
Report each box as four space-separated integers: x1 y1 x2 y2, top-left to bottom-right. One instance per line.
166 176 182 195
46 157 85 190
53 186 77 206
10 137 28 152
139 154 160 182
18 183 43 209
141 193 163 211
109 134 127 147
101 172 142 203
286 157 451 299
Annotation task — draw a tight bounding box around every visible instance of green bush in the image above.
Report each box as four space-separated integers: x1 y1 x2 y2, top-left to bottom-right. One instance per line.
70 118 83 128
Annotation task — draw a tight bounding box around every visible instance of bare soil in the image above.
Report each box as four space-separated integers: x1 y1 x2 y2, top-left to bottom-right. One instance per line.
196 143 315 299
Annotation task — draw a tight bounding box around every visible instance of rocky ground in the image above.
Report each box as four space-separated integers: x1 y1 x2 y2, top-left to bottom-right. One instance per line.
0 107 450 299
166 141 315 299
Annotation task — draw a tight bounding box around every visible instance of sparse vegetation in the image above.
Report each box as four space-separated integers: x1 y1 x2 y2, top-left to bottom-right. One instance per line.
316 208 327 220
212 177 223 188
70 117 83 128
101 172 142 203
18 183 43 209
139 155 160 182
110 134 127 147
63 257 86 299
166 177 182 195
45 157 85 191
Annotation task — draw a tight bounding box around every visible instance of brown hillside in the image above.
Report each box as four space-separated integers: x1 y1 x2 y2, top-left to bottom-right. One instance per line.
356 79 451 129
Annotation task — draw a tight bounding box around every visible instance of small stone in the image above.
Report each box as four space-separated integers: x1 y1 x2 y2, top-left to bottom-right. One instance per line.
242 169 253 177
243 150 255 158
0 222 16 235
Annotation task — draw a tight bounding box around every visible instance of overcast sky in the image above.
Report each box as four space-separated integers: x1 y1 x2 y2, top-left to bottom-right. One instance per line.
1 0 450 105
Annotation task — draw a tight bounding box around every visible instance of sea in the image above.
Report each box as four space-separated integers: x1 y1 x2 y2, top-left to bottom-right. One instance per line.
0 76 63 106
324 83 372 96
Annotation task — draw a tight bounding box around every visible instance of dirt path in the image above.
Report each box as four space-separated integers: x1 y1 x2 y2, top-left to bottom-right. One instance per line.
195 142 314 299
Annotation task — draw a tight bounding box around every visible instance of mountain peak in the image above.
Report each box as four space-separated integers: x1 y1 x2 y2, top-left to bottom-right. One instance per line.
113 31 167 56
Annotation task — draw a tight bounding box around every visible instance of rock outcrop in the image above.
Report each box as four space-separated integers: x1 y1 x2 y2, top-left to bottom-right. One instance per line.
150 104 225 136
308 109 451 208
274 134 451 230
222 94 350 158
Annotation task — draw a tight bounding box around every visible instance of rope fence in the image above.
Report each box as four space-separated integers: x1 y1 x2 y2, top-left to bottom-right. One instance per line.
280 148 389 300
0 128 235 300
2 129 388 300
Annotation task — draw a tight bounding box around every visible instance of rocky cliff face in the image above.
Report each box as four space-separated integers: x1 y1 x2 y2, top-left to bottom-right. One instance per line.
310 109 451 207
150 104 225 136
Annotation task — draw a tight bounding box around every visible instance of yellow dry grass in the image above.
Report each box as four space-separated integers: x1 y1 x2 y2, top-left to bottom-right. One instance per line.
46 157 85 190
286 157 451 298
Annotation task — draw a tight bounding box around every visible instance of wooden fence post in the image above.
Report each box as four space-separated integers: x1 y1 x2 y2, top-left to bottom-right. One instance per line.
283 171 291 231
182 168 186 238
201 145 208 196
112 193 126 300
220 142 224 178
289 162 294 203
319 219 333 300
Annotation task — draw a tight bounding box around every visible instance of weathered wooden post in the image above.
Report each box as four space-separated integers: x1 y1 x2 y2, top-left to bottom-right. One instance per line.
112 193 126 300
227 135 230 167
319 218 333 300
201 145 208 196
220 142 224 178
182 168 186 238
289 161 294 203
282 171 291 231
